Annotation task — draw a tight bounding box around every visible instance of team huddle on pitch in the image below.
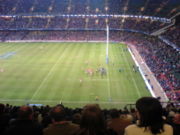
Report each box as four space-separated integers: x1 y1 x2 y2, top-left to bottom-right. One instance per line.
85 67 107 77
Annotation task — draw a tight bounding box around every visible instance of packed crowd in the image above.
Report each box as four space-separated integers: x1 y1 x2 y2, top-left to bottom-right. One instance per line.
120 32 180 101
0 0 179 17
0 16 170 33
0 31 135 41
161 26 180 47
0 97 179 135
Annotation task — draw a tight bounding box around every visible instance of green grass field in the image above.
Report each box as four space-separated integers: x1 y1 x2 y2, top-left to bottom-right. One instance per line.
0 42 151 108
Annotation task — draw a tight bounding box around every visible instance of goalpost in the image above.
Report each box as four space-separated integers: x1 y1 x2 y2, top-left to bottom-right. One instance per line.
106 25 109 64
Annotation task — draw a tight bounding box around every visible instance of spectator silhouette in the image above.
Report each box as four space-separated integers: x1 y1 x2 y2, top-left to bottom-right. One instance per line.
107 109 131 135
124 97 173 135
74 104 113 135
43 105 79 135
0 104 10 135
4 105 42 135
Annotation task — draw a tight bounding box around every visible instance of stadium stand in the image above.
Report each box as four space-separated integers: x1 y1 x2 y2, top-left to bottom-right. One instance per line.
161 26 180 47
0 0 180 100
0 0 179 17
0 0 180 134
0 16 170 33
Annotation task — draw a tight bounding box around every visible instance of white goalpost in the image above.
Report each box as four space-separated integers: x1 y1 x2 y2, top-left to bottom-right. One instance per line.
106 25 109 64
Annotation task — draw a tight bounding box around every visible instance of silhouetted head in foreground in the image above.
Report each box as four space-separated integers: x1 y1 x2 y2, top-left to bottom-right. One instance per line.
136 97 164 134
50 106 65 122
80 104 106 135
18 106 33 120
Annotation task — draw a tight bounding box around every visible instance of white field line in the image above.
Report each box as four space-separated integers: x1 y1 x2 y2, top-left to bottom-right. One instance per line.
131 46 168 101
30 51 63 100
0 98 135 104
121 47 141 98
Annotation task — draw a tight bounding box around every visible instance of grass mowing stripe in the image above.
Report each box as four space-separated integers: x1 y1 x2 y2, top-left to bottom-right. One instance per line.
28 43 57 100
0 43 17 53
16 43 57 99
0 44 31 99
57 43 80 102
30 44 67 100
48 43 80 102
121 46 141 98
126 51 149 95
110 44 124 99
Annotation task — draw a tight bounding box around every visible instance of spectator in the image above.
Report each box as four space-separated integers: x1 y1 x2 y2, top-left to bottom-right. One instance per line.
124 97 173 135
4 105 42 135
107 109 131 135
72 113 82 125
74 104 110 135
43 105 79 135
172 109 180 135
0 104 10 135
